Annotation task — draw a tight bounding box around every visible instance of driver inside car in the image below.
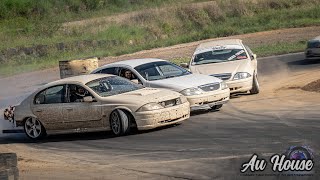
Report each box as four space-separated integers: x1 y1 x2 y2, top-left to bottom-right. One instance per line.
70 86 87 102
122 70 133 80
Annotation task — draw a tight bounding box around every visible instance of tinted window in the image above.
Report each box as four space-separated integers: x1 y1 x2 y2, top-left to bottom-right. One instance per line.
119 68 139 81
100 67 117 75
307 41 320 48
134 61 190 81
34 85 66 104
86 76 142 97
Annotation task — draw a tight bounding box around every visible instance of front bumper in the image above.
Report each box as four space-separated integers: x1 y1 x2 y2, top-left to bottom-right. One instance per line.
226 77 253 94
305 55 320 60
134 102 190 130
186 88 230 110
305 49 320 59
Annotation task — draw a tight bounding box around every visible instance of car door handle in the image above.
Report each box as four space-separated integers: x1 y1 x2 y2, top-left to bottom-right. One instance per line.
36 109 43 112
66 108 73 111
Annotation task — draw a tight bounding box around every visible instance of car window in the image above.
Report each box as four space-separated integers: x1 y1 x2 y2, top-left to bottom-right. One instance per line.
118 68 140 82
67 84 95 103
86 76 142 97
34 85 66 104
99 67 117 75
307 41 320 48
134 61 190 81
158 64 182 76
34 91 46 104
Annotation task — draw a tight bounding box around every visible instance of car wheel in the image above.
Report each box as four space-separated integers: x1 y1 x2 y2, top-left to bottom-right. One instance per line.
24 117 46 140
110 109 131 136
210 104 223 110
250 73 260 94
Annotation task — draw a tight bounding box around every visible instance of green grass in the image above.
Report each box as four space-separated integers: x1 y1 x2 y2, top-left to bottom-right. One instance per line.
253 41 307 57
0 0 320 76
0 40 308 77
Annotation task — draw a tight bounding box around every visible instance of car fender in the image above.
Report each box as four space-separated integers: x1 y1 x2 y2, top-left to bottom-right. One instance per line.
102 106 134 126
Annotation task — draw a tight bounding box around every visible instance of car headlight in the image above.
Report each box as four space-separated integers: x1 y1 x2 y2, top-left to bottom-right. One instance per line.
233 72 251 80
180 87 203 96
180 95 188 103
137 103 163 112
220 81 228 90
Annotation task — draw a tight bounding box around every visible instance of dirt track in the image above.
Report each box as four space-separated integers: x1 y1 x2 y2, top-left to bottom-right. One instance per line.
0 27 320 179
0 53 319 179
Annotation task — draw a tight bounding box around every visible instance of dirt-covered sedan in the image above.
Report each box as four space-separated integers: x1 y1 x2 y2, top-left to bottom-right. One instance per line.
182 39 259 94
91 58 230 110
9 74 190 139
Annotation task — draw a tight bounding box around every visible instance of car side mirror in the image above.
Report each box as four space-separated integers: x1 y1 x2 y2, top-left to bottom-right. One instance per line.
180 63 189 68
83 96 93 102
251 54 257 60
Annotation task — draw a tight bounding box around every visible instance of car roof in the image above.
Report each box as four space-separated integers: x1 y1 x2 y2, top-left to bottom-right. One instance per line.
196 39 243 49
102 58 167 68
45 74 114 87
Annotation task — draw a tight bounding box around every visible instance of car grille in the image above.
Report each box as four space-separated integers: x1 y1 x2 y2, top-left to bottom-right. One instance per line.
199 83 220 92
210 73 232 81
160 98 181 108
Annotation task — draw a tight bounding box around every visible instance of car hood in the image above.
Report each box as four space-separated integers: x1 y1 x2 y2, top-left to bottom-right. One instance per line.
100 88 181 105
190 59 251 75
147 74 222 92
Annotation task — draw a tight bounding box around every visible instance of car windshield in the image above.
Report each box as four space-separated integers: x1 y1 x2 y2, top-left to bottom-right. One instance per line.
134 61 191 81
86 76 142 97
192 45 248 65
307 41 320 48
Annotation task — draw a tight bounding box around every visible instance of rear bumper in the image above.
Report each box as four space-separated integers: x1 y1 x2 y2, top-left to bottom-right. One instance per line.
226 77 253 94
134 102 190 130
186 88 230 110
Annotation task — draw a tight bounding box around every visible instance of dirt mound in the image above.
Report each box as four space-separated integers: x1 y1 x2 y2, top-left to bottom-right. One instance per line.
302 79 320 92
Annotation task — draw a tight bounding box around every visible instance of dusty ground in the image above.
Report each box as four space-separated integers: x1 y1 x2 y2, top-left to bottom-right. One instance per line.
0 53 319 179
0 27 320 179
302 79 320 92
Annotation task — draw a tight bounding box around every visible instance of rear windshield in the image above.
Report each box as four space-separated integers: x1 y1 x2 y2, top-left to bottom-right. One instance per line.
307 41 320 48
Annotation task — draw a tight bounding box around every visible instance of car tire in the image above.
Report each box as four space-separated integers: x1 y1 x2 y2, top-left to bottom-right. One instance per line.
210 104 223 110
110 109 131 136
24 117 46 140
250 73 260 94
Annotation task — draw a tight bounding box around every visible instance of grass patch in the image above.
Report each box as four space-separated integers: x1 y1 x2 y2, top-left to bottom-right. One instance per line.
0 0 320 76
253 41 307 57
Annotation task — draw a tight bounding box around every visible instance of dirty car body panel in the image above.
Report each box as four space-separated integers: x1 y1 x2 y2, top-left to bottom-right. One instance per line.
11 74 190 138
91 59 230 110
188 39 259 94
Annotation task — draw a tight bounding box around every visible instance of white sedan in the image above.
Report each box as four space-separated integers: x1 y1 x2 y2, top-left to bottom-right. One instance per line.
182 39 260 94
91 58 230 110
7 74 190 139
